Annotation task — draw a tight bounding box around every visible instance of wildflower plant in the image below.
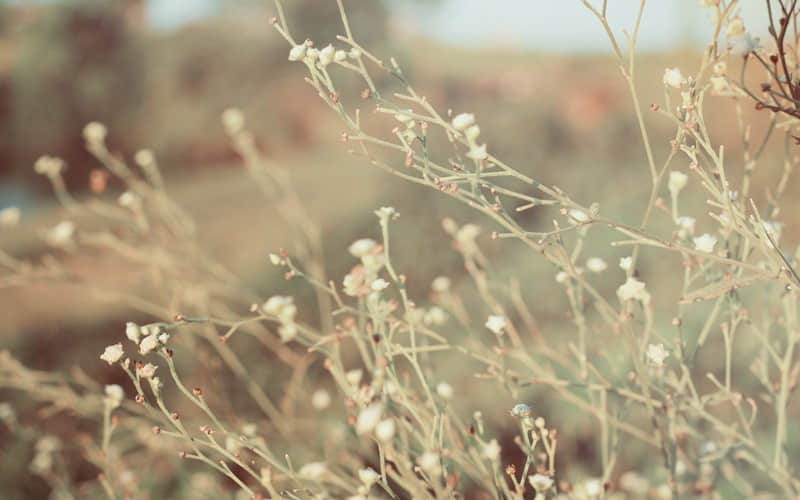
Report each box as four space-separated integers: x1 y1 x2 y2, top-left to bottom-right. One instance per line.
2 0 800 498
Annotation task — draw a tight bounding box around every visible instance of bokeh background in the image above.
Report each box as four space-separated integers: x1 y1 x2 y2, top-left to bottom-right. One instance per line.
1 1 798 498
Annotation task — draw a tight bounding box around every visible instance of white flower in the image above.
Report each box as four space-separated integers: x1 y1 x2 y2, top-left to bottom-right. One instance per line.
451 113 475 131
34 155 64 177
663 68 685 88
100 343 124 365
262 295 294 316
456 224 481 244
298 462 327 480
417 451 441 476
125 322 141 343
465 125 481 142
0 207 20 227
278 323 297 343
568 209 589 222
375 419 396 442
375 206 398 222
436 382 454 400
466 143 488 161
46 221 75 247
83 121 107 145
334 50 347 62
118 191 141 210
555 271 569 283
370 278 389 291
139 334 159 355
668 171 688 196
288 44 307 61
726 16 745 37
423 306 448 326
138 363 158 379
431 276 451 293
394 111 414 124
134 149 154 167
693 233 717 253
268 253 282 266
710 76 729 93
358 468 380 487
157 333 170 344
529 473 554 491
482 439 501 461
509 403 533 418
305 48 319 61
584 478 604 497
485 315 506 335
221 108 245 135
617 277 651 304
348 48 361 59
311 389 331 410
348 238 377 258
619 256 633 271
647 343 670 367
676 216 696 231
345 368 363 386
586 257 607 273
319 44 335 66
355 404 382 435
105 384 125 407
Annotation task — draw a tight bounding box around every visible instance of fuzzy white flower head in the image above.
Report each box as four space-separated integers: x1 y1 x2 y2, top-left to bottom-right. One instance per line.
319 44 335 66
569 209 589 223
334 49 347 62
221 108 245 135
134 149 155 167
509 403 533 418
668 171 688 197
456 223 481 244
355 404 382 435
348 238 377 258
647 344 670 367
345 368 363 386
619 256 633 271
46 221 75 247
417 451 441 476
118 191 141 210
431 276 451 293
139 334 159 355
375 418 396 442
375 206 398 223
485 315 506 335
358 468 380 487
423 306 448 326
586 257 608 273
663 68 685 88
617 276 651 304
311 389 331 410
348 47 361 59
710 76 729 94
436 382 454 400
451 112 475 131
125 322 141 343
370 278 389 292
529 473 554 491
288 44 307 61
726 16 745 37
465 125 481 142
138 363 158 379
584 478 604 497
555 271 569 283
482 439 501 461
466 143 488 161
34 155 64 177
83 121 108 145
100 343 124 365
298 462 327 480
693 233 717 253
0 207 21 227
105 384 125 408
262 295 294 316
676 216 696 231
278 323 297 343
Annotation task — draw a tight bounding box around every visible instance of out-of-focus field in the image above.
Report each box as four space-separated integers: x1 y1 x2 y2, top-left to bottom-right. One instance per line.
2 1 799 498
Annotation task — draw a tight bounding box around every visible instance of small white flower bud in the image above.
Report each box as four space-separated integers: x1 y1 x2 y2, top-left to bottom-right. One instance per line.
0 207 21 227
348 238 377 258
375 418 396 442
221 108 245 135
485 315 506 335
139 334 159 355
451 113 475 131
355 404 382 435
105 384 125 408
83 122 108 145
319 44 335 66
288 44 307 61
436 382 454 400
134 149 155 167
663 68 685 89
431 276 451 293
125 322 141 343
348 48 361 59
100 343 124 365
138 363 158 379
358 468 380 487
465 124 480 142
311 389 331 410
334 50 347 62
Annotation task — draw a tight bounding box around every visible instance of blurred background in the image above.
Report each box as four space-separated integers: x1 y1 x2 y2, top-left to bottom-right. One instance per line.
1 0 798 498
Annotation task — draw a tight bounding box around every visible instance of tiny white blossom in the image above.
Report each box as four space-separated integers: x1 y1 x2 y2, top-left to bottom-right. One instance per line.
100 343 124 365
451 113 475 131
375 206 398 222
118 191 141 210
668 171 688 196
298 462 327 480
417 451 441 476
288 44 307 61
348 238 377 258
465 124 481 142
105 384 125 407
311 389 331 410
46 221 75 247
157 333 170 344
431 276 451 293
345 368 363 386
436 382 454 400
726 16 745 37
0 207 20 227
319 44 335 66
134 149 155 167
83 121 108 145
334 49 347 62
529 474 554 491
348 48 361 59
466 143 488 161
555 271 569 283
355 404 382 435
358 468 380 487
263 295 294 316
125 322 141 343
663 68 685 88
586 257 607 273
647 344 670 367
138 363 158 379
584 478 604 497
34 155 64 177
693 233 717 253
619 256 633 271
371 278 389 291
221 108 245 135
710 76 729 93
509 403 533 418
568 209 589 222
139 334 159 355
617 277 651 304
423 306 448 326
482 439 501 461
375 418 396 442
485 315 507 335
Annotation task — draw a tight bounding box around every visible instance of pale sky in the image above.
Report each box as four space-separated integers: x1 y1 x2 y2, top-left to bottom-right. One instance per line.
146 1 771 53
